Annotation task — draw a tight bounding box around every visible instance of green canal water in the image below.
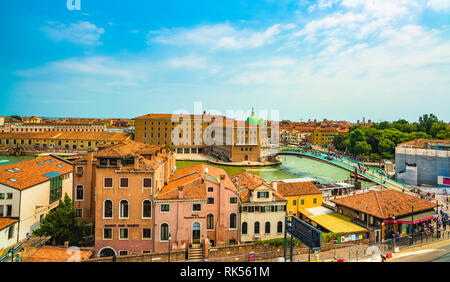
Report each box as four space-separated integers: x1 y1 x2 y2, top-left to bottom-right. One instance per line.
0 155 373 188
177 155 373 188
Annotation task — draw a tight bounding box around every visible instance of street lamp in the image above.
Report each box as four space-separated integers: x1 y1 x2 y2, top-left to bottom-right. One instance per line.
168 232 172 262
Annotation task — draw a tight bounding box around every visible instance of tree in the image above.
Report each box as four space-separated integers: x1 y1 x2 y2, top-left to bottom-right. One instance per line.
430 121 450 139
33 194 87 246
354 141 372 156
332 134 348 151
418 114 438 135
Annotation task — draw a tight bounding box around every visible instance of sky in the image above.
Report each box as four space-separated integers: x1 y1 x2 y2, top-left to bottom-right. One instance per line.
0 0 449 122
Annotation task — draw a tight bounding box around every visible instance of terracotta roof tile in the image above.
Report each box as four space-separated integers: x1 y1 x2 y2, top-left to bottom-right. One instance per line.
0 155 72 190
277 181 322 197
331 189 437 219
0 218 17 230
25 246 93 262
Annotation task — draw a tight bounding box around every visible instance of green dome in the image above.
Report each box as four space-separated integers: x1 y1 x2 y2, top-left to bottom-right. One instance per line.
246 107 260 125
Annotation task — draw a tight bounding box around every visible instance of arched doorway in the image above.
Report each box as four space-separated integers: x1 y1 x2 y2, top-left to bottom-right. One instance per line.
99 247 116 258
192 222 201 244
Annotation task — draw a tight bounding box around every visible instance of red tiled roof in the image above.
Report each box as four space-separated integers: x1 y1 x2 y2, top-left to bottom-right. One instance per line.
331 189 437 219
0 155 72 190
25 246 93 262
157 164 238 200
0 218 17 230
277 181 322 197
232 172 286 202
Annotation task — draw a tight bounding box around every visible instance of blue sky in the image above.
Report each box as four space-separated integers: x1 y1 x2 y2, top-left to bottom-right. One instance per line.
1 0 449 122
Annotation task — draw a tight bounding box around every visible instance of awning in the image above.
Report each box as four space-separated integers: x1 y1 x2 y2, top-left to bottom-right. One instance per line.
383 210 436 225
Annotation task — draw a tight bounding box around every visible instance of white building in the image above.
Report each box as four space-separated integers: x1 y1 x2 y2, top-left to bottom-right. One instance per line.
0 218 18 251
0 155 73 242
233 172 287 243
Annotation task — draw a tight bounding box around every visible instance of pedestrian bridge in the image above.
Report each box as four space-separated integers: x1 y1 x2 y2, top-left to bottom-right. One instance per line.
276 149 409 191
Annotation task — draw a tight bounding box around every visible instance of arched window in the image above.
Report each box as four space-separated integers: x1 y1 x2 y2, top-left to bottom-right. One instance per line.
120 200 129 218
242 222 248 235
75 185 84 201
277 221 283 233
160 223 169 241
229 213 237 229
254 222 260 234
142 200 152 218
207 214 214 230
265 222 271 234
104 200 113 218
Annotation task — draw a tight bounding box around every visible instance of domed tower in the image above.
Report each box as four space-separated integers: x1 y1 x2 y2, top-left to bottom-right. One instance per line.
246 107 260 125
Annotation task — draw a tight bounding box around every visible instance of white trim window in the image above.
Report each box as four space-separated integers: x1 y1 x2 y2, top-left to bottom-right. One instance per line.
160 204 170 213
119 228 129 240
104 177 113 189
142 200 152 219
75 208 83 218
119 199 129 219
103 199 113 219
229 213 237 230
142 228 152 240
75 185 84 201
143 178 152 190
103 228 113 240
119 177 129 189
160 223 169 241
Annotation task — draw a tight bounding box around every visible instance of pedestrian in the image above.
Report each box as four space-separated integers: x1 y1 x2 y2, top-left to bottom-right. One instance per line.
26 233 30 241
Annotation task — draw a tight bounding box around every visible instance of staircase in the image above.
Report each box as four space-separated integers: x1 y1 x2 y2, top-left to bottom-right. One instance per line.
188 244 204 261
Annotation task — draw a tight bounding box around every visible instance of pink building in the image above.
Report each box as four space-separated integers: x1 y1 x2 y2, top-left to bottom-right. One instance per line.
154 164 240 253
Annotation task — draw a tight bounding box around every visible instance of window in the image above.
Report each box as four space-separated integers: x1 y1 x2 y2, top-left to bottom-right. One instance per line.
75 185 84 201
75 209 83 218
110 159 117 166
301 199 304 205
142 228 152 239
161 204 170 212
207 187 213 192
313 198 317 204
143 178 152 189
277 221 283 233
230 197 238 204
103 228 113 239
293 200 297 206
49 176 63 204
119 228 129 240
104 178 113 188
142 200 152 218
207 214 214 230
104 200 113 218
6 193 12 200
254 222 260 234
120 178 129 188
0 205 3 217
265 222 271 234
207 197 214 204
257 192 269 198
229 213 237 229
8 225 14 239
99 159 107 166
120 200 129 218
0 193 4 200
242 222 248 235
193 204 201 211
119 250 128 256
160 223 169 241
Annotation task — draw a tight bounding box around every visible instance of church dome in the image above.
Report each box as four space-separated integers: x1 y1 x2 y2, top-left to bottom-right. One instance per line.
246 107 259 125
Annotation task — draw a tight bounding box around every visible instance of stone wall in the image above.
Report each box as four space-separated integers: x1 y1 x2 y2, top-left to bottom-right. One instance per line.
85 249 187 262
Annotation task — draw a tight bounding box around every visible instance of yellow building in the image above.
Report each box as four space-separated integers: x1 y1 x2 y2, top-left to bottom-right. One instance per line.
0 131 131 151
274 180 323 218
311 127 348 147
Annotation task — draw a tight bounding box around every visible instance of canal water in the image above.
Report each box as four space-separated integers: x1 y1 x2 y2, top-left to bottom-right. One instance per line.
0 154 373 188
177 155 373 188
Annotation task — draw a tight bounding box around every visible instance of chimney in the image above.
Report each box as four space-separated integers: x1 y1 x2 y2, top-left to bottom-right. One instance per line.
272 179 278 191
178 186 184 199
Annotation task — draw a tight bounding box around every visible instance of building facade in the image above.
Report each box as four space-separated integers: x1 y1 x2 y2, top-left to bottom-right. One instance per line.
395 139 450 187
154 164 240 252
72 141 176 257
232 172 287 243
0 156 73 241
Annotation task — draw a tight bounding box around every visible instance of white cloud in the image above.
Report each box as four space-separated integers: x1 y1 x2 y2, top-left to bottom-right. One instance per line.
166 55 208 69
147 23 295 51
42 21 105 46
427 0 450 11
